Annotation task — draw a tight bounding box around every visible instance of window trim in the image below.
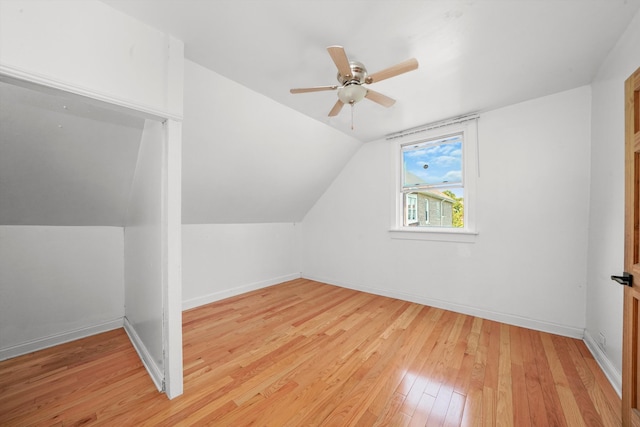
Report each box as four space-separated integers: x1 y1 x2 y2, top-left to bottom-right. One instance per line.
424 199 430 224
405 193 418 225
389 119 479 242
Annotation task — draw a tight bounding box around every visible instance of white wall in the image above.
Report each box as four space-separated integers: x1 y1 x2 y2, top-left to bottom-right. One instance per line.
0 226 124 360
181 60 361 224
302 86 592 337
0 0 184 396
182 223 301 309
0 80 145 227
179 59 355 314
0 0 182 117
585 9 640 395
124 120 165 389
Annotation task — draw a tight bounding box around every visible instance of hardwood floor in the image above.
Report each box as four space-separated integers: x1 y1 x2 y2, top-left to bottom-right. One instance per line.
0 279 622 426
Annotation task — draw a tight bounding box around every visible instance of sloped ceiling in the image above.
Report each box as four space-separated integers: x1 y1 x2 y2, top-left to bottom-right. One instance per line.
3 1 639 227
103 0 640 142
181 60 361 224
0 65 361 227
0 80 144 226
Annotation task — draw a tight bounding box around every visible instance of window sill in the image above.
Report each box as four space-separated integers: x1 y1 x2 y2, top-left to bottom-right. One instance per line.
388 228 478 243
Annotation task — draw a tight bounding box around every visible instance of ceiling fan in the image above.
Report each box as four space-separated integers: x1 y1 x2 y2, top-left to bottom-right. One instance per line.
290 45 419 117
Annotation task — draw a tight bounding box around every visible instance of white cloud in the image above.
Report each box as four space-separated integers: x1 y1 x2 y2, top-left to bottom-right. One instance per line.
430 155 459 166
443 170 462 182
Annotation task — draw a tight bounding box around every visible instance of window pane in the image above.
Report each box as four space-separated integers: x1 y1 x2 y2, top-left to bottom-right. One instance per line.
402 135 463 188
403 188 464 228
405 193 418 225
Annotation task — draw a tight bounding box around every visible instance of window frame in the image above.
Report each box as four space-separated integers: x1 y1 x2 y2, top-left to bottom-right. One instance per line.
405 193 418 225
389 119 479 242
424 199 430 224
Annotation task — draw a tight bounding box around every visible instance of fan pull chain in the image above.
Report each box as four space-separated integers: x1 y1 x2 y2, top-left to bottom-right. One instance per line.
351 102 355 130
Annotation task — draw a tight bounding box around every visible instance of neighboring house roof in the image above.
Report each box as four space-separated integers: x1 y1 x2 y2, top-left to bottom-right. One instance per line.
404 171 429 187
404 172 456 202
415 189 455 202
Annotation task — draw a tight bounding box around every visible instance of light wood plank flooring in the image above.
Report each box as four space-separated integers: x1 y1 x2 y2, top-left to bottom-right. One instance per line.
0 279 622 426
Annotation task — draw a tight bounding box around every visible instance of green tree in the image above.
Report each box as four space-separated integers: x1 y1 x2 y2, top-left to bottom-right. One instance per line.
443 190 464 228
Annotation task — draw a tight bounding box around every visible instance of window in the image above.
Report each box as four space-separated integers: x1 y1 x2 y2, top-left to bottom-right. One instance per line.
390 118 478 242
424 199 430 224
405 193 418 224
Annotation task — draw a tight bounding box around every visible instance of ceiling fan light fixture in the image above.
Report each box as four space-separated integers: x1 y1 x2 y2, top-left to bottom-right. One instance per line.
338 84 367 105
290 45 418 118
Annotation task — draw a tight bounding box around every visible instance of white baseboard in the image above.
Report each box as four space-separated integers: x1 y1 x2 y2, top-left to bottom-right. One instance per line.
123 317 164 393
583 330 622 397
303 274 586 339
0 318 123 362
182 272 302 311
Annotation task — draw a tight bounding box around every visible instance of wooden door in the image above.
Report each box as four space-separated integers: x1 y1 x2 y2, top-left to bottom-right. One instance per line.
623 66 640 427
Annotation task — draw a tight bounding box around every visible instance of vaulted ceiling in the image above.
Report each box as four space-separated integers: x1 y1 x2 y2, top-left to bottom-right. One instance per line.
103 0 640 142
1 1 639 226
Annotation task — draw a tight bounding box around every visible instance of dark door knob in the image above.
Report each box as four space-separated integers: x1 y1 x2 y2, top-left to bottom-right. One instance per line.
611 272 633 287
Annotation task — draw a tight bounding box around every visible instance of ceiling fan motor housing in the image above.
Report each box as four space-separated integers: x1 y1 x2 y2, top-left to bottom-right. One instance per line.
337 61 368 85
289 45 418 116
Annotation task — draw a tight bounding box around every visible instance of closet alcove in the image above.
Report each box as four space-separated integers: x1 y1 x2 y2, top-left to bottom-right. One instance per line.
0 77 178 395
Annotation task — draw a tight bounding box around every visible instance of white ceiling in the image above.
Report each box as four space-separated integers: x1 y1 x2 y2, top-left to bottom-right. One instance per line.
180 60 362 224
102 0 640 142
0 80 145 226
2 1 638 227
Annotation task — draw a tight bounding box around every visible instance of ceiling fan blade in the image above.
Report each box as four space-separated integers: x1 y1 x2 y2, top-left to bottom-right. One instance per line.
328 99 344 117
327 45 352 78
365 89 396 107
290 85 338 94
366 58 419 84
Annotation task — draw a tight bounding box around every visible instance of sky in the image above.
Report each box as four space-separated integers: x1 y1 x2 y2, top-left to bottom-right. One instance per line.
402 135 463 196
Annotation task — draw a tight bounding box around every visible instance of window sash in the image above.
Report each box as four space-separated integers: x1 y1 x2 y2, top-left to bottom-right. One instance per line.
401 133 464 189
391 118 478 238
405 194 418 224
